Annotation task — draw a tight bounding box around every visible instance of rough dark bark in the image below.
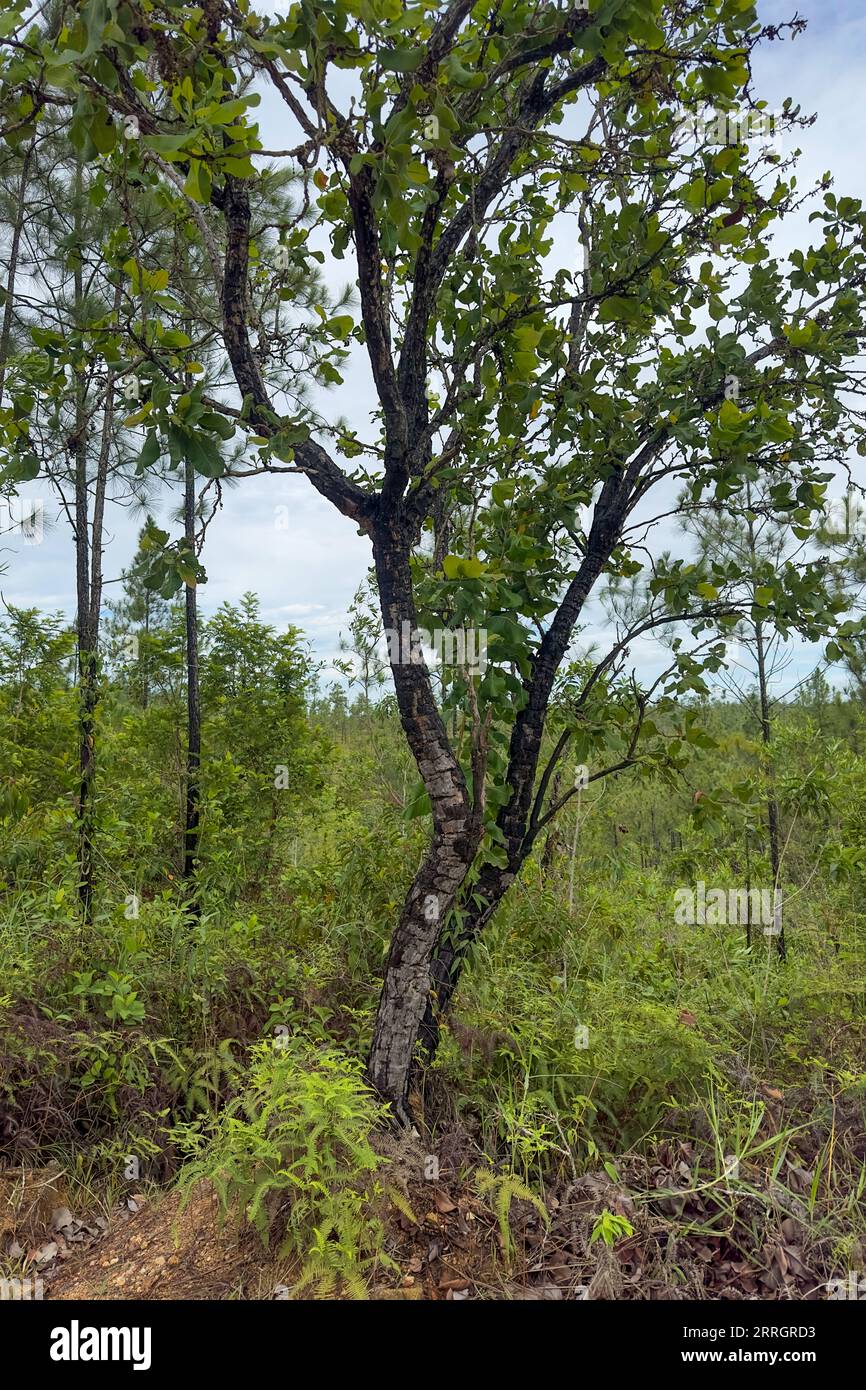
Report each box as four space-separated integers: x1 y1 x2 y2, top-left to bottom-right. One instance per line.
218 175 375 530
417 484 631 1055
418 456 672 1058
364 516 482 1117
417 859 509 1058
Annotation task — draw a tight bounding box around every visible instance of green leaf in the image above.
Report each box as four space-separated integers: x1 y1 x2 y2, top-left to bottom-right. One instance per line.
161 329 192 349
442 554 485 580
326 315 354 340
718 398 743 429
461 557 486 579
379 48 424 73
492 480 516 505
185 430 224 477
143 131 193 156
89 107 116 155
199 412 236 440
183 160 212 204
138 430 160 472
598 295 642 326
8 454 40 482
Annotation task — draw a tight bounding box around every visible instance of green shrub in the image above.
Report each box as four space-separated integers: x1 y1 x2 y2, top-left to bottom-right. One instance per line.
176 1039 396 1298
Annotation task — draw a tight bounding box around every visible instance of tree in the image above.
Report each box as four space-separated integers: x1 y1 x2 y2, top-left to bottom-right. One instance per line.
336 579 389 712
0 139 34 404
4 1 866 1118
0 127 134 922
105 517 177 709
200 592 320 887
0 14 336 914
0 601 75 882
668 482 826 958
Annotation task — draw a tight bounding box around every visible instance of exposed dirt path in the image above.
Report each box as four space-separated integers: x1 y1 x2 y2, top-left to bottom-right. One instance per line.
2 1138 840 1302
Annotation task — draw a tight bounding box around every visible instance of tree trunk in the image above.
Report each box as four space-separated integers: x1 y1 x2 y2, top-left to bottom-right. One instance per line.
365 518 480 1119
72 184 116 925
540 770 562 873
746 485 784 961
0 143 33 406
142 597 150 710
74 381 114 924
183 452 201 902
744 827 752 951
754 613 785 960
418 505 623 1060
417 858 511 1058
72 158 96 922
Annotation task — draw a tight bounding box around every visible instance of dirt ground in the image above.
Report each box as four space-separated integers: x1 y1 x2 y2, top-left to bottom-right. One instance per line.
1 1125 846 1301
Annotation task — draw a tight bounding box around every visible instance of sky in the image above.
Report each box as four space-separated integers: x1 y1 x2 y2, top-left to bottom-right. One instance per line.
2 0 865 695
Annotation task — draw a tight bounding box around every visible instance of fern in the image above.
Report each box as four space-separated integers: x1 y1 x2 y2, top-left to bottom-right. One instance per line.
475 1167 550 1264
385 1184 418 1227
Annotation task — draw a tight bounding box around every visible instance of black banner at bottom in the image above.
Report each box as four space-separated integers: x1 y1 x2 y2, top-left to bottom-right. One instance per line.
2 1295 860 1376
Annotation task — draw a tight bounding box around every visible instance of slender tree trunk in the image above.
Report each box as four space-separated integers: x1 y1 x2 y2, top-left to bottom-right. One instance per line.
75 380 114 924
540 770 562 873
744 827 752 951
754 613 785 960
745 484 784 960
183 452 201 902
72 186 117 925
71 159 97 922
142 598 150 710
0 143 33 406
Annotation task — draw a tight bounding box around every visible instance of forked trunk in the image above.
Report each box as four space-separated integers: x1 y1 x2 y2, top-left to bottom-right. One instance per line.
417 511 621 1063
365 519 480 1118
417 859 510 1058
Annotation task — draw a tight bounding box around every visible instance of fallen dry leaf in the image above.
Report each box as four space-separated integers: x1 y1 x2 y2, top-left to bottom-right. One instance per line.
434 1192 458 1214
